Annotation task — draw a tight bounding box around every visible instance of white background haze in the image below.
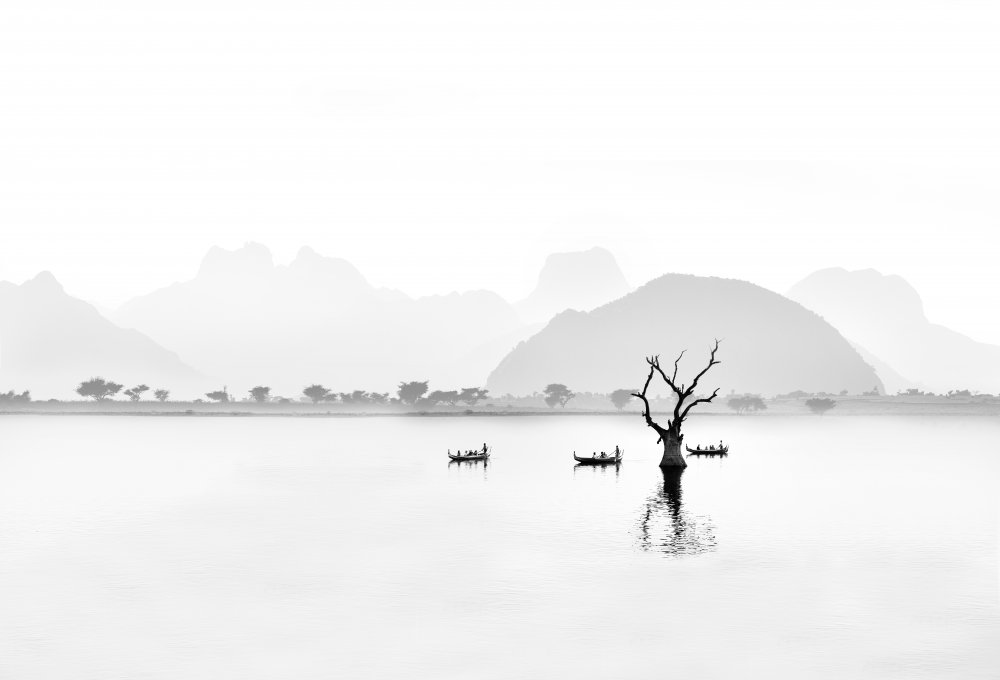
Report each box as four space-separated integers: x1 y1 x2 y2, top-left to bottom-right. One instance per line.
1 1 999 342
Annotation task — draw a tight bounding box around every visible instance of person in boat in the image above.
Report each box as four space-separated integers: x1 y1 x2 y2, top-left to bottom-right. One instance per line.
614 445 621 457
482 443 488 454
719 440 724 449
696 444 701 450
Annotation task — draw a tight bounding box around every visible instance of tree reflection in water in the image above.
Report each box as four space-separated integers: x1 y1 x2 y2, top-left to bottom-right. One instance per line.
637 468 717 556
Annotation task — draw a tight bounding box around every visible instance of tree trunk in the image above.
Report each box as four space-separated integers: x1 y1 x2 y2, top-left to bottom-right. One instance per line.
659 430 687 468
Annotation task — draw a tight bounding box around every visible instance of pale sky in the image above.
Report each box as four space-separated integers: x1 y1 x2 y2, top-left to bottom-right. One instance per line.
2 1 998 342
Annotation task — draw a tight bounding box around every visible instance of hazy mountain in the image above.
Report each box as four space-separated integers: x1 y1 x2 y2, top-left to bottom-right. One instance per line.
114 243 527 394
0 272 204 399
788 268 1000 393
515 247 631 323
487 274 882 397
848 341 913 395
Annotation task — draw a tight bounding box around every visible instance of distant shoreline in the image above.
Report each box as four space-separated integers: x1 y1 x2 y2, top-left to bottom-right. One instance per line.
2 400 998 418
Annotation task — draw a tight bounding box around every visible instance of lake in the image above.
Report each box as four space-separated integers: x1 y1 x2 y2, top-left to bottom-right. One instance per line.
1 414 998 679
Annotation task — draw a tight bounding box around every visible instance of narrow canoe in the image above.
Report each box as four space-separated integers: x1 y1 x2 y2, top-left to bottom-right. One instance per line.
686 446 729 455
574 453 623 465
448 452 490 462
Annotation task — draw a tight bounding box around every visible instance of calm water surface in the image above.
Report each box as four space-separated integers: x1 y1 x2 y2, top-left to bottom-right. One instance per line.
1 415 998 679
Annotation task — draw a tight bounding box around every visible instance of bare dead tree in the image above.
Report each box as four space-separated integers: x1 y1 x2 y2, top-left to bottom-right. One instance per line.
631 339 722 467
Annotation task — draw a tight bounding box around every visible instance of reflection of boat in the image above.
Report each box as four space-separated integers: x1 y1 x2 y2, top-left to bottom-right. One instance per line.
574 451 623 465
686 445 728 455
448 447 490 462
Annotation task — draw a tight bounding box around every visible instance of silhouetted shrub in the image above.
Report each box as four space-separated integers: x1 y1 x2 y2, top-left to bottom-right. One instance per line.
77 378 123 401
249 386 271 402
124 384 149 402
426 390 460 407
303 384 331 403
805 397 836 415
609 388 635 411
397 381 429 406
0 390 31 403
543 383 575 408
727 394 767 414
459 387 489 406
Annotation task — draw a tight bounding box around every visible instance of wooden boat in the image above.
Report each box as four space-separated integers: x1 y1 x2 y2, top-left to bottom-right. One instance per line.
573 451 623 466
448 447 490 462
686 445 729 455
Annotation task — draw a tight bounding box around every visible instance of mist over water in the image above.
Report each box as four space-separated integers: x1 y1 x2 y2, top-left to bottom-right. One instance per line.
1 415 997 679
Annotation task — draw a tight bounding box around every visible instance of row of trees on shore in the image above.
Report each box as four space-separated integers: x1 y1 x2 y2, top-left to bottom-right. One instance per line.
0 390 31 403
59 378 493 408
0 380 993 412
73 379 170 402
392 382 490 407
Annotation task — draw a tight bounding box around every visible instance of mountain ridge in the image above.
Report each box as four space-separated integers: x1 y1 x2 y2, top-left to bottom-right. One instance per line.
788 267 1000 393
0 272 205 399
515 247 631 323
9 249 992 400
113 243 528 394
489 273 883 396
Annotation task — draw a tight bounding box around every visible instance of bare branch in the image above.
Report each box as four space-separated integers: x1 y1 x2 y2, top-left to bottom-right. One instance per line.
680 387 721 422
682 339 722 398
649 354 684 398
636 340 723 440
630 364 656 426
671 350 686 384
672 388 684 429
632 363 670 437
